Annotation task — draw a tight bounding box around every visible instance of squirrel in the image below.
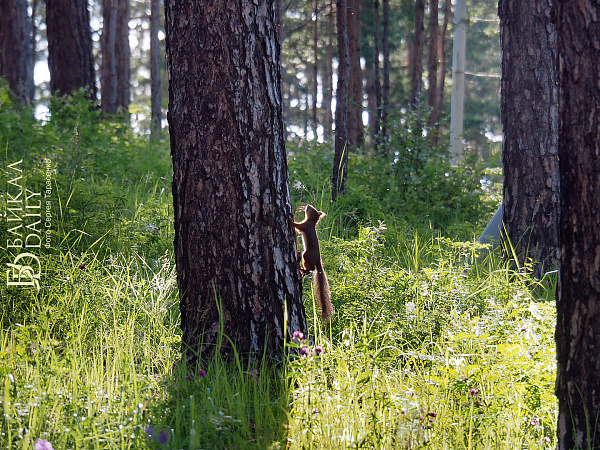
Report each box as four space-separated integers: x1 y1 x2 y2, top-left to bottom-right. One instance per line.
292 204 334 322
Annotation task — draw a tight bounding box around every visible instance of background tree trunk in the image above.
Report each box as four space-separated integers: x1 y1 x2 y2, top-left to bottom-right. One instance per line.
0 0 34 104
332 0 350 201
324 2 334 140
165 0 307 363
312 0 319 136
449 0 466 163
410 0 425 107
555 1 600 448
370 0 381 150
46 0 96 99
380 0 389 144
101 0 130 116
347 0 363 148
150 0 162 139
432 0 451 128
426 0 438 127
499 0 558 278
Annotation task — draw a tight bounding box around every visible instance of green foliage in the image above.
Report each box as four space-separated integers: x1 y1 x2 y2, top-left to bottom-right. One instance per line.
0 93 555 449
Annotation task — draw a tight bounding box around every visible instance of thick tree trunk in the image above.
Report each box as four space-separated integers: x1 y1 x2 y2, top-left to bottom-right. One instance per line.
165 0 307 363
0 0 34 104
410 0 425 107
332 0 350 201
555 2 600 449
426 0 438 127
101 0 130 116
46 0 96 99
150 0 162 139
347 0 363 148
499 0 558 278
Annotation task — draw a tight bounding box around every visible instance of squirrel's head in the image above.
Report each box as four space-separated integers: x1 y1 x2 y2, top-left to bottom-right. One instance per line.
305 204 325 221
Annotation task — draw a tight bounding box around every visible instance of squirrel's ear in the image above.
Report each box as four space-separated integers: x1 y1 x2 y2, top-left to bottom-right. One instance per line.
318 211 326 218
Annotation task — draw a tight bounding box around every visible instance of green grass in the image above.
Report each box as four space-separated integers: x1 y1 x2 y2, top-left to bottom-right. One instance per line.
1 93 556 449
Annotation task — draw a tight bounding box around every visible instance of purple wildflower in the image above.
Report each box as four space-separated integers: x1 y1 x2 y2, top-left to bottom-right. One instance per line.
468 388 479 397
300 347 309 357
314 345 323 356
197 368 207 378
292 331 304 341
34 439 54 450
156 428 169 444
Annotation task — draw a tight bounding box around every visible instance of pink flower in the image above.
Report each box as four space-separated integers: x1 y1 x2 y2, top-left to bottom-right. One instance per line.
197 369 207 378
300 347 309 357
468 388 479 397
292 331 304 341
531 417 540 427
314 345 323 355
35 440 54 450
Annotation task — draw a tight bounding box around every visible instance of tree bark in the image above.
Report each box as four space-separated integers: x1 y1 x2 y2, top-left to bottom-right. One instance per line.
432 0 451 128
332 0 350 201
370 0 381 150
150 0 162 139
449 0 466 163
499 0 558 278
101 0 130 116
165 0 307 363
380 0 389 145
426 0 438 126
0 0 35 104
46 0 96 99
323 1 334 140
312 0 319 136
555 1 600 448
347 0 363 148
410 0 425 107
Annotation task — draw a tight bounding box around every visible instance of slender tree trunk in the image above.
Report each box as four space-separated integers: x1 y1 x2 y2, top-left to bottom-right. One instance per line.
499 0 558 278
46 0 96 99
371 0 381 150
150 0 162 139
0 0 35 104
449 0 466 163
432 0 451 128
312 0 319 137
410 0 425 107
426 0 438 127
165 0 307 363
324 2 334 140
555 1 600 447
101 0 130 116
347 0 363 148
380 0 390 144
332 0 350 201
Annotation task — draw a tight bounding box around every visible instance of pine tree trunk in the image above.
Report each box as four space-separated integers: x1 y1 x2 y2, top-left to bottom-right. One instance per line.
370 0 381 150
312 0 319 136
165 0 307 363
426 0 438 127
555 1 600 448
432 0 451 127
324 2 334 140
410 0 425 107
499 0 558 278
332 0 350 201
0 0 34 104
347 0 363 148
101 0 130 116
46 0 96 99
380 0 390 144
150 0 162 139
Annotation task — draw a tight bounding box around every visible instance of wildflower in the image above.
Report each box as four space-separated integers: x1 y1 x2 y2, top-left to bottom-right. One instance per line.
531 417 540 427
251 369 259 382
521 327 528 332
542 436 551 444
300 347 309 357
312 408 319 415
144 426 154 437
197 369 207 378
292 330 304 341
406 388 415 398
156 428 169 444
427 412 437 418
468 388 479 397
185 374 194 382
124 179 130 183
79 264 86 270
35 439 54 450
314 345 323 356
406 301 416 314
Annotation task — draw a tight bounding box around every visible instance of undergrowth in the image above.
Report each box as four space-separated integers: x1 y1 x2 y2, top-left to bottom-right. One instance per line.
1 91 555 449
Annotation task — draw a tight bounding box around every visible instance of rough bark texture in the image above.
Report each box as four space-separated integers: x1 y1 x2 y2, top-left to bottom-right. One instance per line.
432 0 451 127
101 0 130 115
332 0 350 201
150 0 162 138
426 0 438 125
347 0 363 148
165 0 307 362
410 0 425 107
46 0 96 99
0 0 34 104
555 1 600 449
499 0 558 278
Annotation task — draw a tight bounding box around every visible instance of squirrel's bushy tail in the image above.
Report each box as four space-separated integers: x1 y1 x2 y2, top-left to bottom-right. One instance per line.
314 266 334 322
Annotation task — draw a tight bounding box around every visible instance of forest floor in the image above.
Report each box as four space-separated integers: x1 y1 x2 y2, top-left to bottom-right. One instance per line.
1 96 556 449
